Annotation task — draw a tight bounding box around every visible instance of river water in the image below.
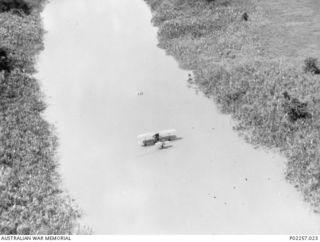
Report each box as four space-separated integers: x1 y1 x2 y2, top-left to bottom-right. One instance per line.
36 0 320 234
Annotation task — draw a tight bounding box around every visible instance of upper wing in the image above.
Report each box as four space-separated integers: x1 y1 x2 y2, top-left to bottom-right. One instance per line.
158 129 177 140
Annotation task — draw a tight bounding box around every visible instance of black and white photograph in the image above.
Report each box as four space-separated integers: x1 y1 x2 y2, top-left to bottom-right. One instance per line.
1 0 320 239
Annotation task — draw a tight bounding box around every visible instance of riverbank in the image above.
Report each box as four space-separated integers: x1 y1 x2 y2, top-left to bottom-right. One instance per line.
0 1 80 234
144 0 320 213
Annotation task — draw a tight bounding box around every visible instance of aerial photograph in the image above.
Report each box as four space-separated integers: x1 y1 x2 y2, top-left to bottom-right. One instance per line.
1 0 320 239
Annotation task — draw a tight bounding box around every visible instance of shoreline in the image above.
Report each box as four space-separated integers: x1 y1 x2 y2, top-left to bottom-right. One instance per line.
0 1 80 234
144 0 320 214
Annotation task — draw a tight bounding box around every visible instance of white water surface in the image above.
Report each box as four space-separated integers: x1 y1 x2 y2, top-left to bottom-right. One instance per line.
36 0 320 234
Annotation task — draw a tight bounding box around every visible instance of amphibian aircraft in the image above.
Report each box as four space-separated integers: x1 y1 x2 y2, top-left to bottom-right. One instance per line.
137 129 177 149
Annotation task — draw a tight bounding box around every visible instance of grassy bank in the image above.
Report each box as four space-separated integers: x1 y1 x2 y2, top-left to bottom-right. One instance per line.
144 0 320 213
0 0 81 234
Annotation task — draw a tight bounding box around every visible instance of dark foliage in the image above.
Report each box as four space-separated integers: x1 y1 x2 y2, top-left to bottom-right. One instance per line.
286 99 311 122
0 0 31 15
242 12 248 21
304 57 320 74
283 91 291 100
282 92 311 122
0 48 12 73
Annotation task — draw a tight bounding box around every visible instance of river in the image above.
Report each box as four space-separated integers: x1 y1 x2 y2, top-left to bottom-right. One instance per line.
36 0 320 234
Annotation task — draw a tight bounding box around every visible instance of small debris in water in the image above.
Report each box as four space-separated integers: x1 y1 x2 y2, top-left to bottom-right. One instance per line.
208 193 217 199
137 91 144 96
233 186 236 189
245 178 248 181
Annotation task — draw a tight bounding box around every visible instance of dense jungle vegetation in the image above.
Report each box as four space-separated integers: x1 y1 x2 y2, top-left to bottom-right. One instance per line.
0 0 81 234
144 0 320 213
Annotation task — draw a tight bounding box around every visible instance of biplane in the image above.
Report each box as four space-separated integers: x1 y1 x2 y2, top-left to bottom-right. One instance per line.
137 129 177 149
